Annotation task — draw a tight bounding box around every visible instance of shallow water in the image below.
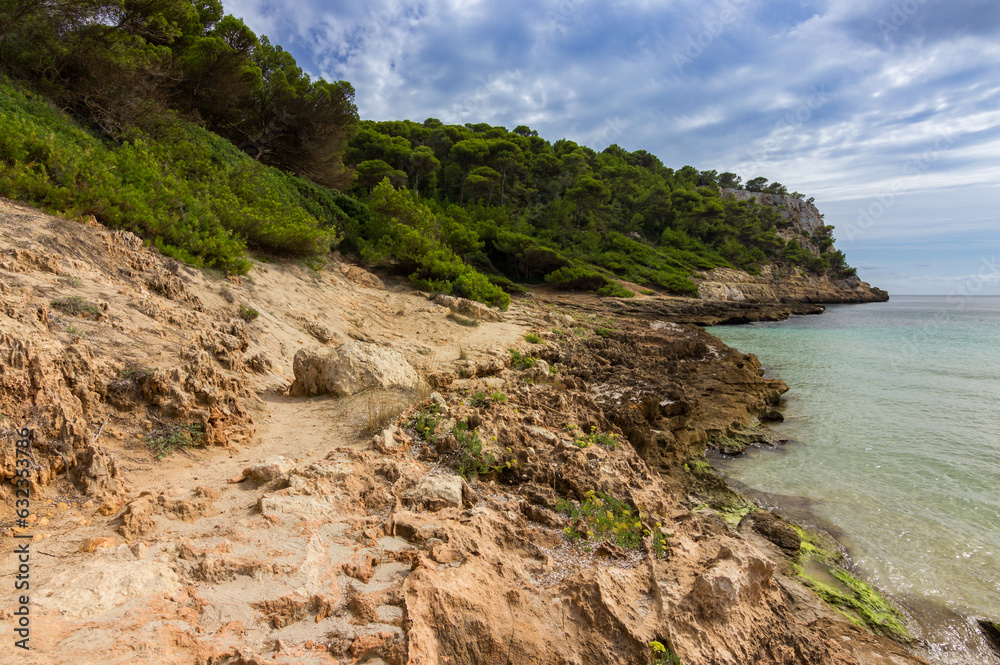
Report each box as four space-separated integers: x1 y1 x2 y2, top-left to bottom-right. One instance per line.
708 296 1000 664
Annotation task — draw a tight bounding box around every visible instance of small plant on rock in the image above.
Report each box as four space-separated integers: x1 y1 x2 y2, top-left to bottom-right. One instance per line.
650 640 681 665
556 490 644 550
145 422 204 459
524 332 542 344
509 349 538 370
469 391 507 408
409 403 441 442
454 421 510 479
51 296 100 318
239 305 259 322
573 426 619 449
108 364 153 396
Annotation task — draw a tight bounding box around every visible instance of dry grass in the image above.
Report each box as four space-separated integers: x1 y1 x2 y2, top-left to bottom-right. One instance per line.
447 312 479 327
360 384 431 434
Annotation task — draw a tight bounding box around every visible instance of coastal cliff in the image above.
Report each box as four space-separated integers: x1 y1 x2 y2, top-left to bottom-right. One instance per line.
697 264 889 304
698 190 889 305
0 199 924 665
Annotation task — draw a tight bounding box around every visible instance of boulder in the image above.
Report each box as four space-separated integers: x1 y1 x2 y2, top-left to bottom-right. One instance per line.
745 511 801 551
245 455 295 485
432 293 502 321
979 620 1000 658
403 475 465 510
290 342 421 397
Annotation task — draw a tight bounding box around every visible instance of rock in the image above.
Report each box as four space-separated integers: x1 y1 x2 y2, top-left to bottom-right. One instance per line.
80 537 119 553
595 540 627 559
258 495 339 520
303 321 335 344
373 424 401 452
35 557 181 619
978 620 1000 658
289 342 421 397
337 263 385 289
521 503 563 528
431 293 502 321
244 456 295 485
545 312 574 327
526 426 558 444
403 475 465 510
760 409 785 422
117 497 155 541
745 511 801 551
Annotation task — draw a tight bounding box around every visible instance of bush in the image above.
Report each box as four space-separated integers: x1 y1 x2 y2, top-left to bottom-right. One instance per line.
238 305 259 322
544 264 608 291
556 491 645 550
50 296 100 318
362 179 509 310
0 77 362 273
597 282 635 298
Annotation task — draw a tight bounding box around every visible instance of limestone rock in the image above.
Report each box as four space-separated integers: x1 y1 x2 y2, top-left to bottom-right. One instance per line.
117 496 156 541
245 455 295 485
745 510 801 551
337 263 385 289
431 293 502 321
403 474 465 510
36 556 181 619
290 342 421 397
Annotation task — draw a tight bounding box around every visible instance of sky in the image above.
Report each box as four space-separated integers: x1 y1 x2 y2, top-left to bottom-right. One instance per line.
221 0 1000 296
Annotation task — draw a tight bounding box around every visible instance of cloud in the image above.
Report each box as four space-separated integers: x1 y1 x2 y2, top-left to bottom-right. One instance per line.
220 0 1000 294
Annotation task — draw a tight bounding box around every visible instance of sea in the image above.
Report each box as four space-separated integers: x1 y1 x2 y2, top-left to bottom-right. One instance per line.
707 295 1000 665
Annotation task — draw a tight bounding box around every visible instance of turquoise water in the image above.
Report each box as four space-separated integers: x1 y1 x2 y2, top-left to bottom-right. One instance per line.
708 296 1000 664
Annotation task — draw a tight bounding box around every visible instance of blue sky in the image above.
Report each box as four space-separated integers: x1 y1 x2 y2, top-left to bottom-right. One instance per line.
221 0 1000 295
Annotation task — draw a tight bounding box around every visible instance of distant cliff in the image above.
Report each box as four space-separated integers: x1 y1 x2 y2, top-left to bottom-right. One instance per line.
698 190 889 304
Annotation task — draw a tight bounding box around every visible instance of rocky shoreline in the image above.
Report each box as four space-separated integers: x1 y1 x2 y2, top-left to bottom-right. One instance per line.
0 198 936 664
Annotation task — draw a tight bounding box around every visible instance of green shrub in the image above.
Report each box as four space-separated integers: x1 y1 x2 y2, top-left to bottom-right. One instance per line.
51 296 100 318
509 349 538 369
0 77 364 274
597 282 635 298
544 264 608 291
573 426 619 449
556 491 645 550
524 332 542 344
238 305 259 322
362 180 509 310
145 422 204 459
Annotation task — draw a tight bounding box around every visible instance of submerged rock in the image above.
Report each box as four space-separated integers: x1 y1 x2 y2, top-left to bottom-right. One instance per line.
743 510 802 552
979 619 1000 658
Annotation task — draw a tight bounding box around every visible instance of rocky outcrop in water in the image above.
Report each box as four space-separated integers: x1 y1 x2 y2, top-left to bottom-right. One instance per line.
703 190 890 304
